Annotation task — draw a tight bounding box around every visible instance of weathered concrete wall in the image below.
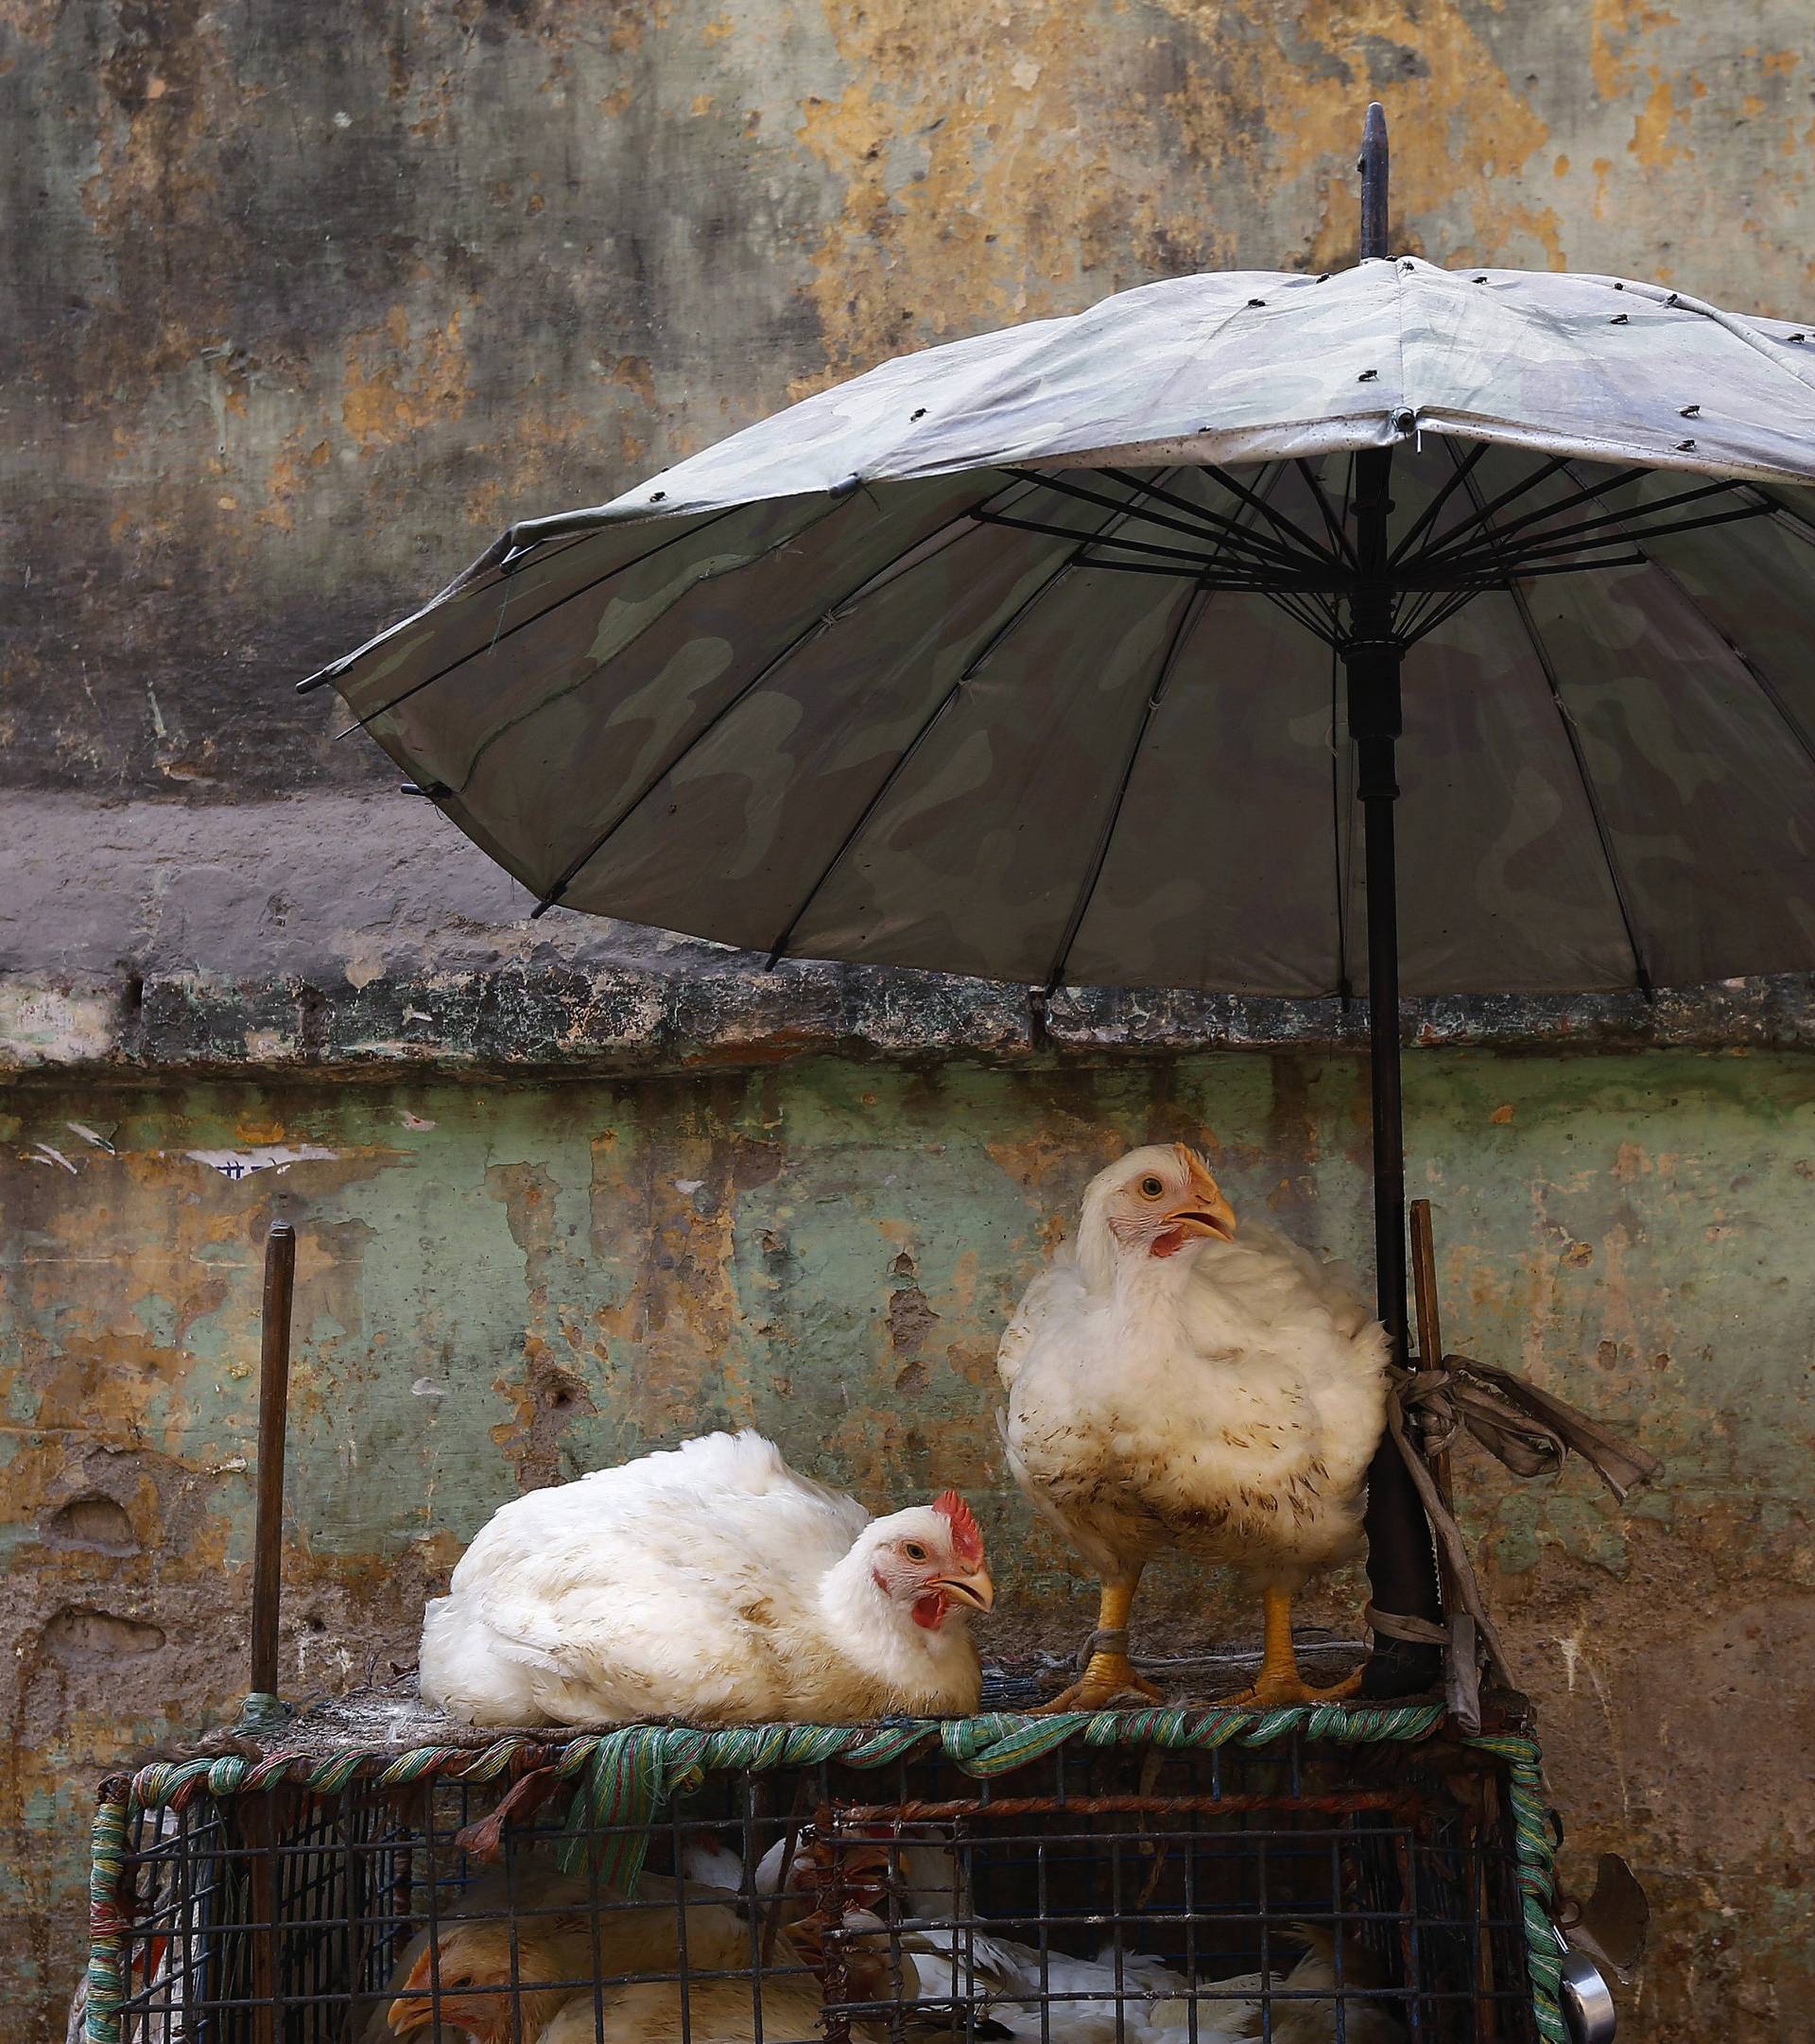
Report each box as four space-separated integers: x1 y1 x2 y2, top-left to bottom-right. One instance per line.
7 0 1815 808
9 4 1815 2041
7 1051 1814 2037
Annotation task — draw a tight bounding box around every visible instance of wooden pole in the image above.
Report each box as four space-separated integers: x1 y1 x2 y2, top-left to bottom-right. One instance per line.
251 1221 296 1703
1409 1199 1454 1506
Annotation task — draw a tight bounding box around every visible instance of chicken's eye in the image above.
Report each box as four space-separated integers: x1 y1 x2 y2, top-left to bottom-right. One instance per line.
1139 1175 1165 1199
902 1541 928 1562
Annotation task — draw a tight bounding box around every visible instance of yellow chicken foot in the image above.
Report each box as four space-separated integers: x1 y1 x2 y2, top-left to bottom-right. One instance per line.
1222 1585 1362 1707
1036 1580 1165 1712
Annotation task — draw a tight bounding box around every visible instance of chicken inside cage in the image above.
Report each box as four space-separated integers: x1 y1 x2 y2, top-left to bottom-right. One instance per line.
100 1735 1537 2044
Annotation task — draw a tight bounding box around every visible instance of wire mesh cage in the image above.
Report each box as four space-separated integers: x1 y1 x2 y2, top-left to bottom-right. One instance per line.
88 1710 1559 2044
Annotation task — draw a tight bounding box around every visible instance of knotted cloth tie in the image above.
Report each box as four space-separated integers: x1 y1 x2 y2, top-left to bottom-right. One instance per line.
1397 1354 1662 1500
1371 1353 1662 1714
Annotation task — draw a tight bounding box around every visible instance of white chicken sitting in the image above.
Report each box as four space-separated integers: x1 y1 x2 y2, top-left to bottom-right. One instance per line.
998 1145 1389 1711
419 1430 994 1724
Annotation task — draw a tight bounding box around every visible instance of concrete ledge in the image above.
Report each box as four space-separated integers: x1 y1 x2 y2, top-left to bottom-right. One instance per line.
6 791 1814 1075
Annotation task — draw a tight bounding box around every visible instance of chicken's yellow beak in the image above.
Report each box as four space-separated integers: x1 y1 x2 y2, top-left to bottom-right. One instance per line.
1166 1152 1236 1241
933 1566 995 1614
387 1955 438 2035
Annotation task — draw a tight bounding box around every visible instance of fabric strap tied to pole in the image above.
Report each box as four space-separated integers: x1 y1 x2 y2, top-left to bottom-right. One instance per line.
1403 1354 1663 1500
1371 1354 1662 1725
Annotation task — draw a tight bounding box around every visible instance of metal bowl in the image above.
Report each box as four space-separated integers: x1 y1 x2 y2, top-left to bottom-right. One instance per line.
1551 1920 1618 2044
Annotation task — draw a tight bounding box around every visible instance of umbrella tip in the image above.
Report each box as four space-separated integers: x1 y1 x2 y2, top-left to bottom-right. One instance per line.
1358 102 1390 261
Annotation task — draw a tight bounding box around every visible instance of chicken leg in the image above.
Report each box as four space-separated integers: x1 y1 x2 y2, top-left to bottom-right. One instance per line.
1222 1585 1362 1707
1035 1576 1165 1713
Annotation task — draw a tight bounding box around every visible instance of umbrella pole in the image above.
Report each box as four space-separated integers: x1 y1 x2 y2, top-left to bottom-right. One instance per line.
1351 103 1446 1700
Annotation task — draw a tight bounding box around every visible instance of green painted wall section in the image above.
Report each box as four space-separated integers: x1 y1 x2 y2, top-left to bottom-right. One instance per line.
5 1048 1812 2035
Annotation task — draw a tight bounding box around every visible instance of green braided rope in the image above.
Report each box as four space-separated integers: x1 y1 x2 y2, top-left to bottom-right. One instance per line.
115 1703 1447 1818
84 1791 130 2044
1466 1731 1569 2044
93 1707 1580 2040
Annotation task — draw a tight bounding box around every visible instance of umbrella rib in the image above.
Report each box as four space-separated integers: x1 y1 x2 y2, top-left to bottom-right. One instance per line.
1261 584 1342 646
1557 464 1815 771
1454 449 1655 998
296 520 608 694
969 507 1286 577
761 475 1191 969
1199 463 1347 571
332 506 750 736
1423 479 1759 579
1410 533 1667 586
1386 440 1489 568
450 477 1041 795
524 476 1046 917
1083 460 1316 563
1040 583 1212 996
1293 459 1362 569
1016 467 1319 573
1416 462 1659 570
1748 486 1815 551
1405 454 1577 566
1102 460 1341 572
1042 469 1291 994
1052 558 1338 592
1398 580 1492 645
1409 554 1650 611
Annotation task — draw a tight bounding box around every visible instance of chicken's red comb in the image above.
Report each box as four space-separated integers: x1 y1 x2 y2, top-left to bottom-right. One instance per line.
931 1489 985 1565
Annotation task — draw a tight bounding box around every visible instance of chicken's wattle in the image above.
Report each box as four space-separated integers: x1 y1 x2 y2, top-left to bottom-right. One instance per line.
911 1589 950 1630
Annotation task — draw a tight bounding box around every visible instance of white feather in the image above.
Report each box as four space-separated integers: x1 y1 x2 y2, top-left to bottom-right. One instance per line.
420 1430 983 1725
998 1148 1390 1596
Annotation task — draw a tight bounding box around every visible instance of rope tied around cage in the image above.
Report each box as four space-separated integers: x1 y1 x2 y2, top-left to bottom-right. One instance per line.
547 1702 1446 1885
83 1789 130 2044
1374 1353 1662 1709
1466 1730 1571 2044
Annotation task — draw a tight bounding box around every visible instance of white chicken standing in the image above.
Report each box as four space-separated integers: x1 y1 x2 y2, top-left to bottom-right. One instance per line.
419 1431 994 1724
998 1144 1389 1711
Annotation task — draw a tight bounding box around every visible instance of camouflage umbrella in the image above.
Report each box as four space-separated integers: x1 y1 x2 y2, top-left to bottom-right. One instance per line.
304 109 1815 1689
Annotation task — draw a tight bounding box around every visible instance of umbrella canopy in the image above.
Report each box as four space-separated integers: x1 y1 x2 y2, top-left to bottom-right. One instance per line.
311 254 1815 1000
